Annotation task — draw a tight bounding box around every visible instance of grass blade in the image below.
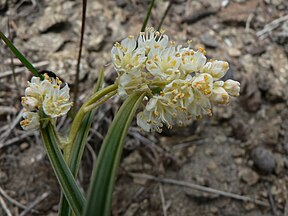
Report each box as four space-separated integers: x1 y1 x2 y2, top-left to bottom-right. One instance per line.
83 92 145 216
0 31 44 79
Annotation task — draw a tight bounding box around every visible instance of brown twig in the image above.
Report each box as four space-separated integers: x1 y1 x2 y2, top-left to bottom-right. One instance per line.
73 0 87 107
157 0 174 31
129 173 270 207
19 192 50 216
158 184 168 216
0 194 12 216
267 184 279 216
0 187 39 214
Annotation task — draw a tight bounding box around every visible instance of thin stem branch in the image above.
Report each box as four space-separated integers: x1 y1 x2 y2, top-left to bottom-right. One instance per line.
141 0 156 32
66 84 118 159
157 0 174 31
129 173 270 207
84 90 117 113
73 0 87 106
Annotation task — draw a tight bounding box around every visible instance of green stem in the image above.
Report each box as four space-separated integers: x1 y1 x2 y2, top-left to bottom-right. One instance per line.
65 84 118 161
84 90 117 113
141 0 156 32
85 84 118 106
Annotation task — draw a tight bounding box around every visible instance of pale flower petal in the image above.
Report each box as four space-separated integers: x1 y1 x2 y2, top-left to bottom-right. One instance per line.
223 79 240 97
20 111 40 130
202 60 229 80
209 87 230 105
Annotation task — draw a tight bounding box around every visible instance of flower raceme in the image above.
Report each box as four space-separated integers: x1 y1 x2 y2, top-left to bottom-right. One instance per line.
20 74 73 130
112 27 240 132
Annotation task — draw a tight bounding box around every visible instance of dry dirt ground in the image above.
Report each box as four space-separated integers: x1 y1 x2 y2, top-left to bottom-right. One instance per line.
1 0 288 215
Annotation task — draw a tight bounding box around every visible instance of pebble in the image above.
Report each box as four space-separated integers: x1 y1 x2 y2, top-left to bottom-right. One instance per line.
251 147 276 174
239 167 259 185
20 142 29 151
227 47 242 57
200 32 218 48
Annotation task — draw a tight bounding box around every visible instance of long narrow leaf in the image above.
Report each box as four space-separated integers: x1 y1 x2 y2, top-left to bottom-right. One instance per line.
0 31 43 79
83 92 145 216
40 123 85 216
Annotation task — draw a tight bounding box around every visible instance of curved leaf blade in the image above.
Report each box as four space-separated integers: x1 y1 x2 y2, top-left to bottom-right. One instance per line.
40 123 85 216
83 92 145 216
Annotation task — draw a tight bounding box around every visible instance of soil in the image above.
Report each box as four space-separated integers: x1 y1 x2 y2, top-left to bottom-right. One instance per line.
0 0 288 215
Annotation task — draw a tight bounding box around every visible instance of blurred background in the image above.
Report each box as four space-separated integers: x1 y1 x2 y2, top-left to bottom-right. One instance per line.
0 0 288 215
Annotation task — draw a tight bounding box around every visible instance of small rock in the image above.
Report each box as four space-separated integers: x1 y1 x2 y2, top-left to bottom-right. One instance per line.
232 148 245 157
200 32 218 48
234 157 243 165
228 47 241 57
207 160 217 171
239 167 259 185
20 142 29 151
251 147 276 174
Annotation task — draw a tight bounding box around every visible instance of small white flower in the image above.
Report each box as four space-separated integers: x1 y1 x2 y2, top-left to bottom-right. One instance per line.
43 83 73 118
138 27 169 54
117 70 149 98
188 91 212 118
202 60 229 80
192 73 213 96
223 79 240 97
20 110 40 130
179 48 207 74
21 75 73 130
21 96 39 111
137 110 163 133
111 36 146 73
209 86 230 105
146 45 181 80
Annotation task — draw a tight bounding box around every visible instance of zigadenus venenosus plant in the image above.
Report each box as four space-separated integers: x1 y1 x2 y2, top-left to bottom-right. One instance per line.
18 27 240 215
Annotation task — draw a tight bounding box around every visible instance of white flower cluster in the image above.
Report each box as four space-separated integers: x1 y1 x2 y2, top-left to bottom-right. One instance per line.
111 27 240 133
20 74 73 130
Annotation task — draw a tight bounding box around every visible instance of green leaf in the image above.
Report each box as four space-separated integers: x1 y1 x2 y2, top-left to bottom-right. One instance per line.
40 123 85 216
83 92 145 216
58 69 105 216
0 31 44 79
